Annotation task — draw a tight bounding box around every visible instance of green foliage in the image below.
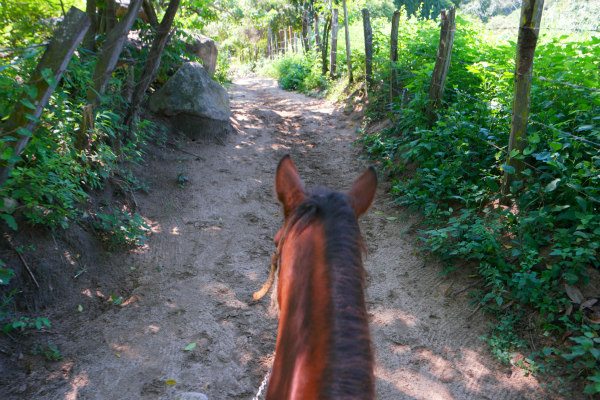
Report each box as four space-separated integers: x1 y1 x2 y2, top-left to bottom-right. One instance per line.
32 342 62 361
359 12 599 391
272 52 329 93
93 209 150 249
0 259 15 285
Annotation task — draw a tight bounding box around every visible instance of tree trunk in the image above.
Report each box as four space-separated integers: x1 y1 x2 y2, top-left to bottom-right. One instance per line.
390 10 400 102
0 8 90 185
105 0 117 32
321 13 331 76
343 0 352 83
427 8 456 124
502 0 544 193
83 0 98 51
87 0 143 105
301 10 310 52
330 8 339 79
362 8 373 89
125 0 181 132
314 13 321 55
143 0 159 28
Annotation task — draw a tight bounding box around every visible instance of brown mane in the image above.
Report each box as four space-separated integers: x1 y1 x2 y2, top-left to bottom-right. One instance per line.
281 187 374 398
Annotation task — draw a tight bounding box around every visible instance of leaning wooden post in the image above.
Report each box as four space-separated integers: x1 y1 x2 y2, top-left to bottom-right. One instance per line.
427 8 456 125
390 10 400 102
362 8 373 89
0 7 90 186
502 0 544 193
343 0 353 83
330 8 339 79
125 0 181 133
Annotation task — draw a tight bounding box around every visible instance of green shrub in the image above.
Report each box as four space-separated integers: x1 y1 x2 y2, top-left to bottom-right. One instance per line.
360 13 599 391
93 209 150 249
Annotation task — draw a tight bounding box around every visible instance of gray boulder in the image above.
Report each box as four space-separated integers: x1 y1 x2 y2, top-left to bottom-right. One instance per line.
149 62 231 139
186 33 218 76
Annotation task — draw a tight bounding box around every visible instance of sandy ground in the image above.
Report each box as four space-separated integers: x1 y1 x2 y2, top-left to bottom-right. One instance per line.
8 77 560 399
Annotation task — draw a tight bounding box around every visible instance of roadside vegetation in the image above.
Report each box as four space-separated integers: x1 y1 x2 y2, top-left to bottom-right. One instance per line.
256 0 599 394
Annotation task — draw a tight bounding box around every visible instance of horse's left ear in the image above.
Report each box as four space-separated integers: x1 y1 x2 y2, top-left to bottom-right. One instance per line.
347 167 377 217
276 155 306 217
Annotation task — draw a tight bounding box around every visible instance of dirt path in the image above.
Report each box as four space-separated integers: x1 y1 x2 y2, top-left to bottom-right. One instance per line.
20 77 554 400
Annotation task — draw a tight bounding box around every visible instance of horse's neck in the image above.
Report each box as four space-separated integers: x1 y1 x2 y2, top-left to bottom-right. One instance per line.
269 222 374 399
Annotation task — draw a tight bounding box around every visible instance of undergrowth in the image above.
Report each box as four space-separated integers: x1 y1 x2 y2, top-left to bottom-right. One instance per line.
268 9 599 394
358 12 599 394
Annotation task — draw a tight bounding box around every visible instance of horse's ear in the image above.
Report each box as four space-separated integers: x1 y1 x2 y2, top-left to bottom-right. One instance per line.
276 155 305 216
348 167 377 217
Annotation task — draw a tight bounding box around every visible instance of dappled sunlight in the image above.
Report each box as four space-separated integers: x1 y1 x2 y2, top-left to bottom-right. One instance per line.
64 371 89 400
63 250 77 266
206 282 249 310
376 364 455 400
110 343 139 359
146 324 161 334
370 306 419 328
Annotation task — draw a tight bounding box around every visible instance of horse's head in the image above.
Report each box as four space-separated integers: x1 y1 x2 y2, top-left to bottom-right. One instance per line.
265 155 378 399
274 154 377 245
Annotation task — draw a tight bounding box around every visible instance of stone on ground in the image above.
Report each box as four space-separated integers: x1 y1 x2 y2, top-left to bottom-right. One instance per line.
149 62 231 139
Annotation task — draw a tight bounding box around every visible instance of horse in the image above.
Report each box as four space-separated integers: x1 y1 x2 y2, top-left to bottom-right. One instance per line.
255 155 377 400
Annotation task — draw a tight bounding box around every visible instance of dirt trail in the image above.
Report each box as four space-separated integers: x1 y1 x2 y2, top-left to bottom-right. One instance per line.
17 77 554 399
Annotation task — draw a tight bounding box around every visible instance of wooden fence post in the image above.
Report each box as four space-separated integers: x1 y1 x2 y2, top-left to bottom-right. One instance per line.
502 0 544 192
362 8 373 89
343 0 353 83
427 8 456 124
289 26 293 52
330 8 339 78
0 7 90 186
390 10 400 102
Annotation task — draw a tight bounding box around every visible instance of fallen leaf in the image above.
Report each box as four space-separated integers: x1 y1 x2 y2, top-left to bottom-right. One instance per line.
183 342 197 352
77 304 83 312
165 379 177 386
385 216 397 221
564 284 584 304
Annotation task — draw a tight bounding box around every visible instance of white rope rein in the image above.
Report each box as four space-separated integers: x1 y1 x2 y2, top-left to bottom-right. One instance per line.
251 368 271 400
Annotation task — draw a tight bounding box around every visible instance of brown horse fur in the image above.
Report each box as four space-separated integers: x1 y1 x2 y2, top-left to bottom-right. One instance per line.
266 155 377 400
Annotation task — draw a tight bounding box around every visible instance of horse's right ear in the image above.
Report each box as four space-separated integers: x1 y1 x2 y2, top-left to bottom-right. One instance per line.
276 155 305 217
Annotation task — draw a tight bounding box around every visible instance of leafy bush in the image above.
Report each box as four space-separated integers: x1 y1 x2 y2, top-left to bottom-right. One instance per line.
274 53 311 91
360 12 599 392
93 209 150 249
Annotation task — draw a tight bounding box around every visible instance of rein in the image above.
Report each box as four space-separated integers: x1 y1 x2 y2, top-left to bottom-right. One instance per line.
252 218 294 302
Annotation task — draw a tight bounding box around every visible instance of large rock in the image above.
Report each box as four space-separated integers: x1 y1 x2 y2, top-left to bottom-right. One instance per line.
186 34 218 77
149 62 231 139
